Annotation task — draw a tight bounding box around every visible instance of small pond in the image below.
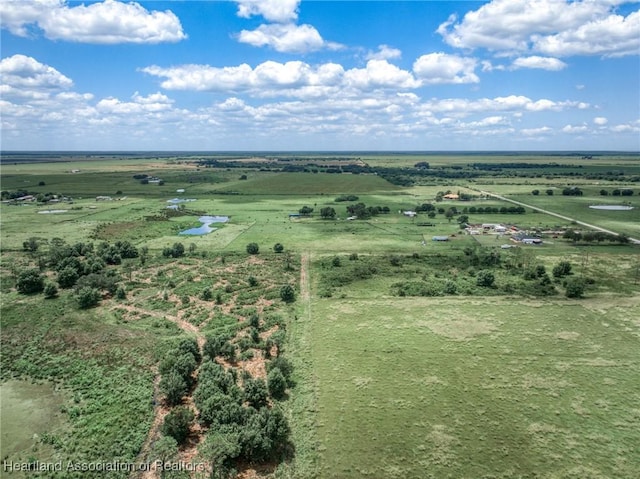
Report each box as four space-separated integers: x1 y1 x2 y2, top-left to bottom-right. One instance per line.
589 205 634 211
179 215 229 235
167 198 196 204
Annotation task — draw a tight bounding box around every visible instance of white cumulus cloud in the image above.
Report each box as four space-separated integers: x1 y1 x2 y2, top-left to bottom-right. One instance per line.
534 10 640 57
235 0 300 23
367 45 402 61
237 23 341 53
0 0 186 44
438 0 639 57
0 54 73 90
413 53 479 84
593 116 609 125
142 59 421 96
511 56 567 70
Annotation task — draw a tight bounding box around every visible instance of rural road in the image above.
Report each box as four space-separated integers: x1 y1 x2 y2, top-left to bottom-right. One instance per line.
473 188 640 245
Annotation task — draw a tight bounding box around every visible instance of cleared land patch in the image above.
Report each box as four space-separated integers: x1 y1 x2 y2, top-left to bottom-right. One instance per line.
309 296 640 478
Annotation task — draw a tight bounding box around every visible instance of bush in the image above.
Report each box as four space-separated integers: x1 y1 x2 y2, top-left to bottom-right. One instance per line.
244 378 268 409
267 368 287 400
280 284 295 303
43 281 59 299
201 287 213 301
564 278 585 298
476 270 495 287
75 286 101 309
162 242 185 258
16 268 45 294
246 243 259 255
273 243 284 253
159 371 188 407
552 261 572 278
161 406 194 445
115 285 126 299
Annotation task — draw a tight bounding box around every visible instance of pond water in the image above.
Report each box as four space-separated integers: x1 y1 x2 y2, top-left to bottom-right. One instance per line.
167 198 196 204
1 380 67 458
589 205 634 211
179 215 229 235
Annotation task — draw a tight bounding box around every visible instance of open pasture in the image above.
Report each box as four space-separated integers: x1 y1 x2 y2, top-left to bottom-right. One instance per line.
506 193 640 239
308 295 640 479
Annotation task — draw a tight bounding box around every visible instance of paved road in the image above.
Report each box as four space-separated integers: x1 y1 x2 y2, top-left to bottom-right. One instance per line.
473 188 640 245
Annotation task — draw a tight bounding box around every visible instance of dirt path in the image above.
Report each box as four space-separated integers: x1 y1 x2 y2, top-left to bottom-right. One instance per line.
125 301 207 479
300 253 311 304
475 188 640 244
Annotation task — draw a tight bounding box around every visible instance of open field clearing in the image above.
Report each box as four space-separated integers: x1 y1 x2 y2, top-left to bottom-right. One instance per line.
308 295 640 479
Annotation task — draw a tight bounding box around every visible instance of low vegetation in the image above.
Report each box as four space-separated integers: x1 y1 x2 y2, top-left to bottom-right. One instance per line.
2 152 639 479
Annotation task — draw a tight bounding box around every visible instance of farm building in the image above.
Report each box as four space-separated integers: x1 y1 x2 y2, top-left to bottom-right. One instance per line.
403 211 417 217
511 232 542 245
482 223 504 230
443 193 459 200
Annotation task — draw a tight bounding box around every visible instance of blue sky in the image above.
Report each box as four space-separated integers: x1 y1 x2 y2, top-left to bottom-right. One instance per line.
1 0 639 151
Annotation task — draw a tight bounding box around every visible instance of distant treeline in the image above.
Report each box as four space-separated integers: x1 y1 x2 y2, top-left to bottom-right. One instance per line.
195 158 640 187
469 162 580 170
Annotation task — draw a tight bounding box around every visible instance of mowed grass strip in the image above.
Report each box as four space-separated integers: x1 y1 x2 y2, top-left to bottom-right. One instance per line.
309 296 640 479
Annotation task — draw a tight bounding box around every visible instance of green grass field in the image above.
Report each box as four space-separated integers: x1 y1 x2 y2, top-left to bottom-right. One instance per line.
307 295 640 479
2 153 639 479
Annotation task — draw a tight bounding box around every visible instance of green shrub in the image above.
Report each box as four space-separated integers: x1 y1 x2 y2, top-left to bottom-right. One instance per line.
159 371 187 406
564 278 585 298
16 268 45 294
476 270 495 287
201 287 213 301
43 281 59 299
280 284 295 303
161 406 194 445
553 261 572 278
75 286 101 308
267 368 287 400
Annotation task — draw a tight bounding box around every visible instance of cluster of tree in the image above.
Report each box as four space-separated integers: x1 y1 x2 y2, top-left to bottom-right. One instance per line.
470 162 572 170
334 194 359 202
162 242 185 258
14 238 134 308
320 207 336 219
463 246 502 267
346 203 390 218
563 230 629 244
1 189 68 203
159 338 201 409
204 332 237 363
600 188 634 196
467 206 526 214
415 203 436 212
298 206 314 216
1 189 34 200
193 359 292 474
562 186 583 196
552 261 572 278
521 264 556 296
